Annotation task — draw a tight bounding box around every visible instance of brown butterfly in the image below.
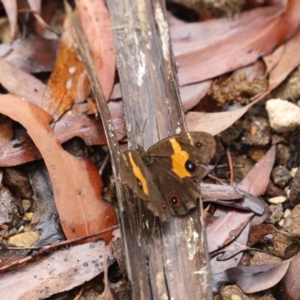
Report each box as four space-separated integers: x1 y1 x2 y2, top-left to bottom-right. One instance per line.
120 132 216 222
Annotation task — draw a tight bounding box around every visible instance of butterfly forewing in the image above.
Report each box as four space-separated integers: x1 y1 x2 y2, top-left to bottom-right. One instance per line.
146 132 216 216
120 151 170 221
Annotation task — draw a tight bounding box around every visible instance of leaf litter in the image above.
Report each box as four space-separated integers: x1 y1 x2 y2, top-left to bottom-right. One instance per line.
0 0 299 299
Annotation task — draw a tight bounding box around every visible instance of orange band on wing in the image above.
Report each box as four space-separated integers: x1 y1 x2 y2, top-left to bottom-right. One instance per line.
128 153 149 196
170 138 191 178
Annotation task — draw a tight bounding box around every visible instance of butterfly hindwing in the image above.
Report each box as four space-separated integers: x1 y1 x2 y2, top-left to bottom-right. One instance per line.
146 132 216 216
120 151 170 221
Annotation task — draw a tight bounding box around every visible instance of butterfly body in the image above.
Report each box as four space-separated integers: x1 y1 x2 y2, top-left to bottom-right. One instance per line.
120 132 216 222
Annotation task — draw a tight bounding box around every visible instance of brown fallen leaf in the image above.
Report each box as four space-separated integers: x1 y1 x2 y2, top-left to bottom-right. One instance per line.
0 115 13 145
54 114 106 145
210 223 250 274
207 210 253 253
0 137 42 167
181 80 212 112
0 239 110 299
267 30 300 91
225 259 291 294
201 183 243 201
0 38 59 73
186 100 256 135
237 145 276 196
0 58 46 106
247 223 275 247
41 18 90 120
263 43 285 74
0 94 117 241
76 0 115 101
282 251 300 300
172 0 300 85
212 259 290 294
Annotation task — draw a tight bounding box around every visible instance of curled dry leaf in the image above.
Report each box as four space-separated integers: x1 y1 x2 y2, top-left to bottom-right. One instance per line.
0 38 59 73
186 100 256 135
207 210 253 253
0 94 117 241
267 29 300 91
181 80 212 112
41 18 90 120
201 183 243 201
237 145 276 196
0 138 41 167
248 224 275 247
0 59 46 106
212 259 291 294
172 0 300 85
0 113 107 167
0 240 110 299
225 259 291 294
76 0 116 100
210 223 250 274
282 251 300 300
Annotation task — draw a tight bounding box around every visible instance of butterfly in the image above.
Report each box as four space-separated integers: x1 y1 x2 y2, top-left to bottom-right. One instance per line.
120 132 216 222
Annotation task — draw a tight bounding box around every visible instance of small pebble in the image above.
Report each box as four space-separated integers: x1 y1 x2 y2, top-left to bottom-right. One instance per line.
284 209 291 218
231 295 242 300
268 196 287 204
278 219 284 226
17 225 24 233
22 199 31 212
272 166 292 188
266 99 300 132
290 168 298 177
8 231 40 247
23 212 33 222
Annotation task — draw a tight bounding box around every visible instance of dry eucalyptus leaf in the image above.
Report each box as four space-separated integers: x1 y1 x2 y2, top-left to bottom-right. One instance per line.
0 240 110 300
0 94 117 241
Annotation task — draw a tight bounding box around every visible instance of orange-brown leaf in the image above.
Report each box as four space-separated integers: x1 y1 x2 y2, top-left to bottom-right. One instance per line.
41 19 90 120
0 94 117 241
172 0 300 85
76 0 115 100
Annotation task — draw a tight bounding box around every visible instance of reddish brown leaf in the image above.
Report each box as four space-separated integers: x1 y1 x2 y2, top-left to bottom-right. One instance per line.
226 259 291 293
207 210 253 253
263 44 285 74
181 80 212 112
76 0 116 100
0 240 110 299
0 138 41 167
237 145 276 196
54 114 106 145
186 100 256 135
282 251 300 300
41 19 90 120
0 94 117 241
267 30 300 91
171 0 300 85
0 38 59 73
203 188 265 215
201 183 243 201
248 224 275 246
0 115 13 145
210 223 250 274
0 59 45 106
